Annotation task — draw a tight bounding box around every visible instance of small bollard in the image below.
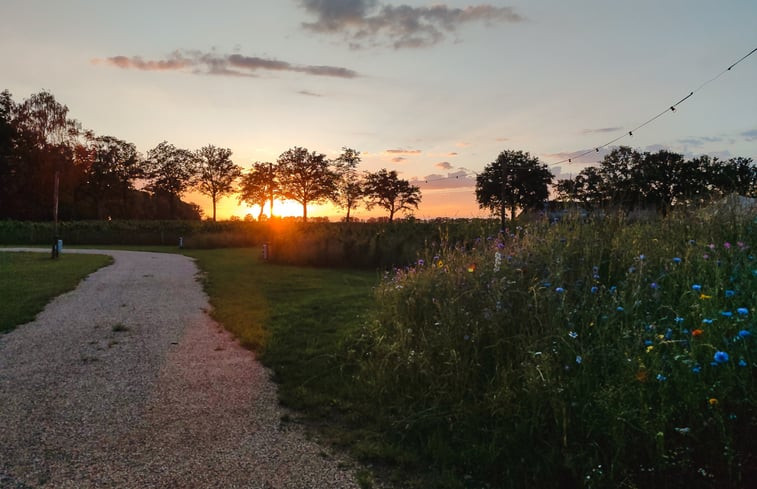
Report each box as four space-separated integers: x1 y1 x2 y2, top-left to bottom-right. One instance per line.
51 236 61 259
178 237 184 249
262 243 269 261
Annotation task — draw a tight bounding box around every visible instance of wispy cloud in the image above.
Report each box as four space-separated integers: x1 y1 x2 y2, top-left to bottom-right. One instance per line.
544 147 611 164
742 129 757 141
436 161 453 170
678 135 724 147
447 152 458 157
455 141 471 148
298 90 323 97
92 49 359 79
298 0 524 49
412 170 476 189
386 148 422 154
581 127 622 135
391 156 407 163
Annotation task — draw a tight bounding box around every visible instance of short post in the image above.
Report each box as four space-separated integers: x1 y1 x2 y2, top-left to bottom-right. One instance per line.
51 236 61 259
262 243 269 261
178 237 184 249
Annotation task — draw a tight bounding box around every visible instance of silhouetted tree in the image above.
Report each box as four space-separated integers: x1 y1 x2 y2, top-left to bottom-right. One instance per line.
276 146 337 222
79 135 144 218
238 162 279 220
556 166 604 210
194 145 241 221
332 147 364 222
145 141 197 219
363 169 421 222
476 150 553 227
710 156 757 197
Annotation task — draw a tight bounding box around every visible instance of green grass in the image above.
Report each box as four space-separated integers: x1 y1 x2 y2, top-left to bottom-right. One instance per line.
183 248 378 405
0 252 113 333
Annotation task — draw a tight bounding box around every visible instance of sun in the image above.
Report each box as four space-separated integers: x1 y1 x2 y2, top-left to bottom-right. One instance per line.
232 199 305 219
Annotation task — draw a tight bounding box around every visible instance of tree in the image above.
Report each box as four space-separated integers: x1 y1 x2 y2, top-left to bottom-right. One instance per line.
276 146 337 222
556 166 604 210
332 147 364 222
238 162 279 220
145 141 197 219
80 135 143 218
363 169 422 222
475 150 553 227
195 145 241 221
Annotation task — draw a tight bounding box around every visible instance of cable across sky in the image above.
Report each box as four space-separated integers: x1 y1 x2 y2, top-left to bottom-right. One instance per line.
418 45 756 186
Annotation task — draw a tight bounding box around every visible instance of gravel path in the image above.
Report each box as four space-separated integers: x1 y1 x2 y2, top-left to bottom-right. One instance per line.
0 249 361 488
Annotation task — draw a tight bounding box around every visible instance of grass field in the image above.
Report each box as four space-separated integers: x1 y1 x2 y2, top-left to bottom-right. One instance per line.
0 251 113 333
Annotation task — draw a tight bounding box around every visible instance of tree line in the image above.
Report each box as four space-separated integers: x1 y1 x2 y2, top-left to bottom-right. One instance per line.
0 90 422 222
476 148 756 227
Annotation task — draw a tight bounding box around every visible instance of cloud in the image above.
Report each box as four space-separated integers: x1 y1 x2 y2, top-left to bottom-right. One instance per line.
678 135 724 147
436 161 453 170
581 127 622 135
298 0 524 49
447 152 458 157
544 147 612 165
391 156 407 163
298 90 323 97
495 137 509 142
92 49 358 79
455 141 471 148
412 170 476 189
742 129 757 141
386 148 422 154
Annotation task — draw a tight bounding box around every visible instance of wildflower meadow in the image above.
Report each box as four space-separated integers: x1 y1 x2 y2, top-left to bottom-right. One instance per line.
354 209 756 488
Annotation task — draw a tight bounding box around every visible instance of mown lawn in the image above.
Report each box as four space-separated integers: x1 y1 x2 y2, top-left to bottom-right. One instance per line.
0 251 113 333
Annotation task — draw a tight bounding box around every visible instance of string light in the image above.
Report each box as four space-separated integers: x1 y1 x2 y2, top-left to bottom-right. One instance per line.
414 46 755 185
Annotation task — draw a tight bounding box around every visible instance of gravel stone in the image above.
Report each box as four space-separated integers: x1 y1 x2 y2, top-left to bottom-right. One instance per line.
0 249 361 488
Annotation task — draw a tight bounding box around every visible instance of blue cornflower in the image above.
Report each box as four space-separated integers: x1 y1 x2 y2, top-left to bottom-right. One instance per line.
616 306 624 312
609 286 617 293
713 351 730 363
738 359 748 367
650 282 659 289
692 284 702 292
656 374 667 382
702 318 714 324
692 365 702 374
674 317 684 324
555 287 565 294
725 289 735 298
590 286 598 294
568 331 578 339
417 259 425 266
738 329 751 338
639 254 646 261
543 281 551 287
628 266 636 273
721 311 733 318
672 257 682 264
664 328 673 340
575 355 583 364
737 307 749 316
644 340 653 346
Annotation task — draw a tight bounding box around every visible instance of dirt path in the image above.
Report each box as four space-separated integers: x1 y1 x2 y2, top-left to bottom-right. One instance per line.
0 249 360 488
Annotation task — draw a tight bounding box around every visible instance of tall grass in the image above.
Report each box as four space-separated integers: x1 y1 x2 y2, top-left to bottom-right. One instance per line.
354 209 757 488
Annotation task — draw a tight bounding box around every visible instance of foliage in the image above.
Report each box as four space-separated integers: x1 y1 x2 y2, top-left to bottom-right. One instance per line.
333 147 365 222
0 252 113 332
475 149 554 227
558 146 757 213
277 146 337 222
238 162 279 219
194 144 242 221
144 141 198 218
354 209 757 488
363 169 422 222
0 90 201 221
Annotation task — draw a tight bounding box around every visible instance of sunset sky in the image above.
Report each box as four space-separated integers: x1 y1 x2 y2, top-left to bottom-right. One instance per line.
2 1 755 220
